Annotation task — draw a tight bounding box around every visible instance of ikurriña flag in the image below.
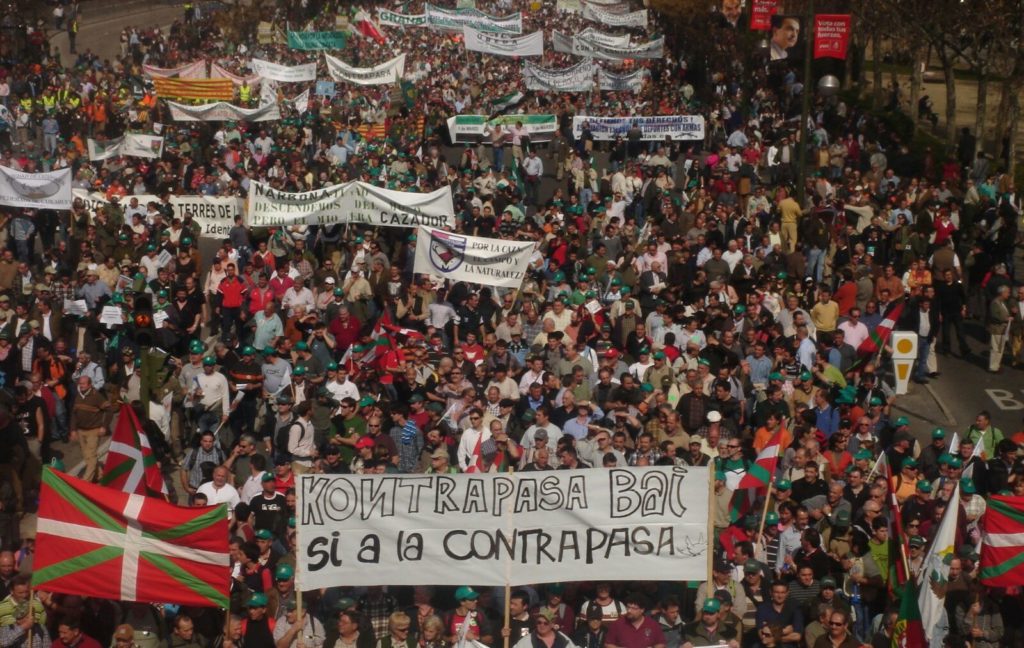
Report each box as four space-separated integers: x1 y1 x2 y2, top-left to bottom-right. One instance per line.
32 467 230 608
101 403 168 497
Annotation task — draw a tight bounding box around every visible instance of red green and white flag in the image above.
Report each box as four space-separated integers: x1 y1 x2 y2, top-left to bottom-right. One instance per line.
32 467 230 608
736 429 782 489
858 301 904 356
891 581 925 647
979 494 1024 587
101 404 167 497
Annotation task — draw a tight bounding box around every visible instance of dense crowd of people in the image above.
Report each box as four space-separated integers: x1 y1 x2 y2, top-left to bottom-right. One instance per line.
0 0 1022 647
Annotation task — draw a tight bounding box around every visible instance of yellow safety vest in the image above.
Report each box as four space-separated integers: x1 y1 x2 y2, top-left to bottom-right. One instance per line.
41 95 57 110
239 85 252 102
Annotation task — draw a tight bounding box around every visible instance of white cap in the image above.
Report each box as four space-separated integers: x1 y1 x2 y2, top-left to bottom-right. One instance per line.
706 411 723 423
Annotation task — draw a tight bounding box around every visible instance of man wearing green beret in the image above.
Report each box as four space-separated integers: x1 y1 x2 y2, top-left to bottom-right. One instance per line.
918 427 948 481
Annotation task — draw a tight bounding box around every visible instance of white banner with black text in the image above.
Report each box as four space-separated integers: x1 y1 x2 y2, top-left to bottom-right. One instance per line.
295 467 710 588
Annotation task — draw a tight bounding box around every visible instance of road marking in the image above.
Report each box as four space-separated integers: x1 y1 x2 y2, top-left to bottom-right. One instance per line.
986 388 1024 410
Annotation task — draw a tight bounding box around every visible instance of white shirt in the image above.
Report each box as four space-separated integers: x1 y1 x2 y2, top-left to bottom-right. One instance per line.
194 370 231 416
326 378 360 403
457 425 492 471
838 320 870 349
196 481 240 517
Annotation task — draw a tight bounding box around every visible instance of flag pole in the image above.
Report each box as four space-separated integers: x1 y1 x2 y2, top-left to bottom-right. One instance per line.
706 465 715 585
756 480 774 541
503 463 514 648
296 476 304 648
26 586 33 648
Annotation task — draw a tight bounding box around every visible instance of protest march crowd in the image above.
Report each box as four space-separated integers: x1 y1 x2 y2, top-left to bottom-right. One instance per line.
0 0 1023 647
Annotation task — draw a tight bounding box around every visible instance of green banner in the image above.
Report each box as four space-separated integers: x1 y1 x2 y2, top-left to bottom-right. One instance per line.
446 114 558 143
286 31 348 50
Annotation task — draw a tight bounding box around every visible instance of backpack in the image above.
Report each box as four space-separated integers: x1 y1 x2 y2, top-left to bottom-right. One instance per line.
275 417 302 461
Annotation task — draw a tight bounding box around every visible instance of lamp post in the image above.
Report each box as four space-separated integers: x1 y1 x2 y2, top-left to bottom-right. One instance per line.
0 0 25 66
795 0 814 206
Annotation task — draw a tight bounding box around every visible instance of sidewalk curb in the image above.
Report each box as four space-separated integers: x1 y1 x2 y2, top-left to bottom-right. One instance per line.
924 382 958 427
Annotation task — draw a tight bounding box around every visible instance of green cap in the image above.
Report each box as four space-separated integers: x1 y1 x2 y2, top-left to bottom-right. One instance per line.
327 361 339 370
765 511 780 525
255 529 273 540
948 457 963 469
701 598 721 614
157 289 168 298
854 449 872 460
145 243 157 252
189 340 205 354
202 356 216 366
799 371 813 382
821 576 837 588
768 371 783 381
262 346 276 356
294 341 309 351
334 287 344 296
292 366 307 376
358 395 375 407
931 428 946 439
743 559 761 574
960 477 976 494
247 593 268 608
181 237 193 246
275 563 295 580
917 480 933 492
869 396 884 406
455 586 479 601
902 457 918 469
640 383 654 393
261 472 275 482
776 479 792 491
241 345 255 356
937 453 952 466
111 293 125 304
895 416 910 427
733 304 746 314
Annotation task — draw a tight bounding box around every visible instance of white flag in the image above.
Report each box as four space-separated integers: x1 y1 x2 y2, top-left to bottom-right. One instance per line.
918 484 959 646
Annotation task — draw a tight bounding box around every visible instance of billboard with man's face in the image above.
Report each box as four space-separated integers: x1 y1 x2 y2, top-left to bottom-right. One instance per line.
769 15 802 60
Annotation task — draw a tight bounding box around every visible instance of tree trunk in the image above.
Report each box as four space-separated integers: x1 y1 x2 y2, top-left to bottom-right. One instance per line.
1008 89 1020 176
974 72 988 160
941 50 958 146
994 76 1013 155
872 36 883 110
909 47 925 130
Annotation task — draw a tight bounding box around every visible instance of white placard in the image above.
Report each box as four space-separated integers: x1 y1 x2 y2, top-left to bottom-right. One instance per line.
87 134 165 161
250 58 317 83
522 59 596 92
552 32 663 60
63 299 88 317
0 167 72 210
142 60 207 79
295 466 710 589
463 27 543 57
100 305 125 328
572 115 706 141
248 181 455 229
582 3 647 27
413 225 535 288
324 54 406 86
598 68 648 93
166 101 281 122
153 310 169 329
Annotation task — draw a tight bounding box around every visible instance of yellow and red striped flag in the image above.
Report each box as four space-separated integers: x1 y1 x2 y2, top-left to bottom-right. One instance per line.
154 78 234 100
